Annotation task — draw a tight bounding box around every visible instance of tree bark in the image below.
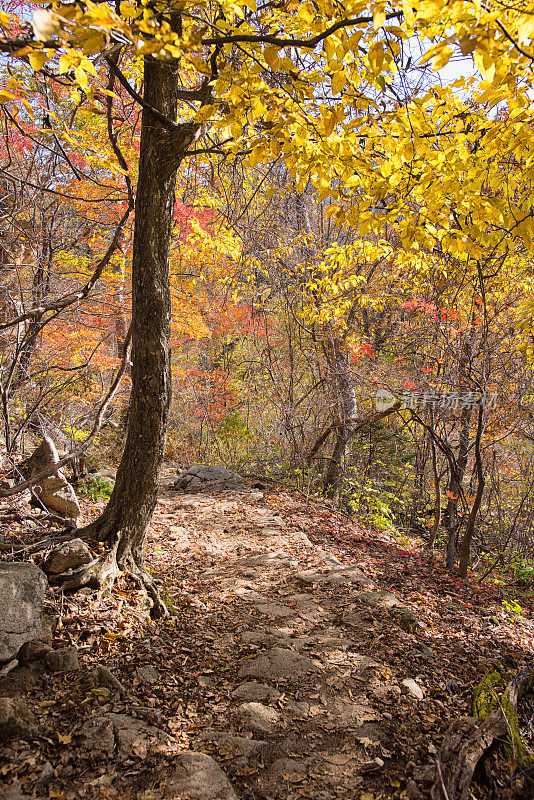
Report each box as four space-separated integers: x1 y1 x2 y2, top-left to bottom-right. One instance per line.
322 339 358 495
427 414 441 550
445 405 472 570
458 402 485 577
80 55 199 615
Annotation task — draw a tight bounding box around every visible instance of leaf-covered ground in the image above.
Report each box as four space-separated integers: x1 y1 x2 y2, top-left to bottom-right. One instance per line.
1 472 534 799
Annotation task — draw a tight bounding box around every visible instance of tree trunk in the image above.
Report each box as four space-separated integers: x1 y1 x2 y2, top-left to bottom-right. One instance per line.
445 405 472 570
445 334 473 571
458 402 485 577
323 340 357 496
80 55 199 615
427 416 441 550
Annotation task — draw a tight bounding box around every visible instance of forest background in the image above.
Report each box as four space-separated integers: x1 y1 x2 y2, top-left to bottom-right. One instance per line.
1 0 534 598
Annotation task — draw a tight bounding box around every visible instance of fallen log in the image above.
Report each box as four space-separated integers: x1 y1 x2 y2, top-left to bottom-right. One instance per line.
431 666 534 800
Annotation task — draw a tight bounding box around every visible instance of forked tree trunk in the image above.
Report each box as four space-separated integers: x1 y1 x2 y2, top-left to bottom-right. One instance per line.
80 55 199 615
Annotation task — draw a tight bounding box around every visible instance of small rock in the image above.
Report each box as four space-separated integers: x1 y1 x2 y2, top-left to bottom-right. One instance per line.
36 761 55 786
402 678 424 701
238 647 316 680
0 696 37 740
0 666 39 697
241 568 259 578
81 715 115 758
392 607 420 632
45 645 80 673
82 713 176 759
93 469 116 480
444 678 460 695
285 699 310 717
231 682 281 702
206 730 268 763
91 665 125 694
35 474 81 518
163 750 239 799
359 590 401 609
42 538 92 576
361 757 385 772
405 779 424 800
137 665 159 685
174 465 244 494
18 639 52 665
234 702 281 734
295 566 373 588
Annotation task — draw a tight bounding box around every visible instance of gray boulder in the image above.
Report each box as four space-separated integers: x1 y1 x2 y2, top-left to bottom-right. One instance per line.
82 713 177 759
238 647 316 680
0 696 37 740
18 639 52 665
231 681 281 702
44 645 80 673
0 563 47 665
234 702 281 734
163 751 238 800
42 538 92 577
173 465 243 493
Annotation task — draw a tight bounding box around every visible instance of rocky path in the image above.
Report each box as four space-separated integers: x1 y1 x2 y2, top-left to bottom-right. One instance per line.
2 476 533 799
151 487 407 799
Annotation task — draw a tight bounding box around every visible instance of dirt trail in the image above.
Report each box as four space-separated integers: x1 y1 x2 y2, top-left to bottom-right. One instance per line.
2 477 533 799
150 485 406 799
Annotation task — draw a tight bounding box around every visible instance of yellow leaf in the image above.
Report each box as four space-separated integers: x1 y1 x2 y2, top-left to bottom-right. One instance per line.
74 67 89 90
298 2 315 25
264 46 280 70
82 32 106 55
432 45 453 70
249 146 264 166
102 631 121 640
517 13 534 43
324 111 336 136
57 732 72 744
0 89 15 104
195 104 216 123
331 70 346 94
29 50 48 71
373 9 386 28
119 1 138 16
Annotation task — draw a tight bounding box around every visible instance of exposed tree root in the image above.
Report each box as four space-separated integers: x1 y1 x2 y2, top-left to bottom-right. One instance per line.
50 535 169 619
431 667 534 800
55 545 120 593
121 553 169 619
